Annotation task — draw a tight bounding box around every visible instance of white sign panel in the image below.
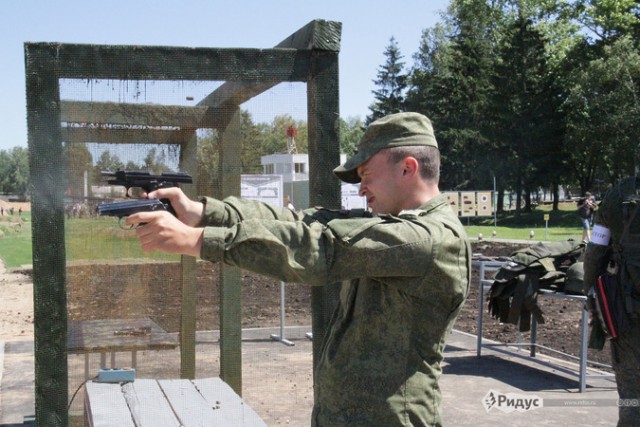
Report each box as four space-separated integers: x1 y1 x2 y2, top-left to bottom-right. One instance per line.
241 175 284 207
341 183 367 210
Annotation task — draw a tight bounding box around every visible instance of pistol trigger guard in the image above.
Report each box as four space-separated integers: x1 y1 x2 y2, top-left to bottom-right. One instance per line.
118 217 138 230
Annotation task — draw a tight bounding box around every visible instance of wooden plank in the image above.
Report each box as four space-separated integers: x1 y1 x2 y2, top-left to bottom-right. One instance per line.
84 382 135 427
122 379 180 427
194 378 266 426
158 379 231 426
61 126 193 145
67 318 177 354
61 101 220 129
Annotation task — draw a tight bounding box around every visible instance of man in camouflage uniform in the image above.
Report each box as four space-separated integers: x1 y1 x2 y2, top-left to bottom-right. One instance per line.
127 112 471 426
583 176 640 426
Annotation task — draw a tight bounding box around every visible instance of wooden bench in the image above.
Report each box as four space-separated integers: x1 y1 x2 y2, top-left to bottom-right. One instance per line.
67 318 178 378
84 377 266 426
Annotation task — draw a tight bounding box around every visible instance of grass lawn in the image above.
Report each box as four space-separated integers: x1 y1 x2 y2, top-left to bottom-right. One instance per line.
464 201 583 242
65 216 181 263
0 214 32 268
0 201 585 268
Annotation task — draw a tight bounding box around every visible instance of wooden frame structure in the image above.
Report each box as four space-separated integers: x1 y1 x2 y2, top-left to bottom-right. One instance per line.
25 19 341 426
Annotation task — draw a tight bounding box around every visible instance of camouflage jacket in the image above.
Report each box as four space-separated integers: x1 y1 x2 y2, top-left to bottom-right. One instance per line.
584 176 640 299
198 194 471 426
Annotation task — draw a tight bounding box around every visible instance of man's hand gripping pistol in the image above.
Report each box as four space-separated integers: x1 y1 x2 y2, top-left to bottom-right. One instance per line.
96 170 192 228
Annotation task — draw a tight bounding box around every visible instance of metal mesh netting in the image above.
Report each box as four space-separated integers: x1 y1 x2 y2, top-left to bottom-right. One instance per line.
26 19 341 426
61 79 314 423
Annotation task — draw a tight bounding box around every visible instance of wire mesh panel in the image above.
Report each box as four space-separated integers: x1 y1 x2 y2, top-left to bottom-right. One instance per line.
25 19 340 426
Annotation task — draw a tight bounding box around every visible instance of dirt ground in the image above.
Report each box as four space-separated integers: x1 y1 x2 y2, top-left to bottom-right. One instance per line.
65 240 614 369
0 238 613 364
0 199 31 213
0 262 34 341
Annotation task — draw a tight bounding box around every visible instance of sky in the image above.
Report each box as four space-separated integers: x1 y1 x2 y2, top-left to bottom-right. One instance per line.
0 0 449 152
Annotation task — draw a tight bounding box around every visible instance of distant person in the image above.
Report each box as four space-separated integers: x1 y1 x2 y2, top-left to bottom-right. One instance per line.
577 192 596 243
125 112 471 426
284 195 295 211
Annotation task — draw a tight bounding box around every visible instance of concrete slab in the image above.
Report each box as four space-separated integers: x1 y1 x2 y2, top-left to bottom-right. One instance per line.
441 330 618 426
0 340 34 425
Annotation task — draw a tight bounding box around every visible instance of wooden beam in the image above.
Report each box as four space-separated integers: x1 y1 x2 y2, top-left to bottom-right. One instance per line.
28 43 311 82
60 101 221 129
62 126 194 145
275 19 342 51
197 20 342 111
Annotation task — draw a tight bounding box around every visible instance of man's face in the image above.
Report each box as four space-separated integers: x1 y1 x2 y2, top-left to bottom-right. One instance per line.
356 150 405 216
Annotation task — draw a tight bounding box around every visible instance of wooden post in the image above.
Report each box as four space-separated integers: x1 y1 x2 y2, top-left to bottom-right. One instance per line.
25 43 68 427
218 108 243 394
179 131 200 379
307 47 342 375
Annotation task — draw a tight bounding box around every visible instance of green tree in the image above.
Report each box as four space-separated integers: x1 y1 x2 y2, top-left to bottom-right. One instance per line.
339 116 365 157
407 0 498 192
239 110 263 174
367 37 408 124
65 143 93 198
491 13 560 213
196 111 305 196
93 150 125 185
563 36 640 190
256 114 308 157
91 150 127 198
196 129 219 196
573 0 640 43
142 147 170 173
0 147 29 195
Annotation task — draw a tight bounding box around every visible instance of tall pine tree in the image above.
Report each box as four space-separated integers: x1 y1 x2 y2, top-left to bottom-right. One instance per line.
407 0 497 192
367 37 407 125
491 12 560 213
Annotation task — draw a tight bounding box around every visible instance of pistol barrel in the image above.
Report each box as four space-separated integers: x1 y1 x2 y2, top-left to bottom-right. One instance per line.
96 199 168 218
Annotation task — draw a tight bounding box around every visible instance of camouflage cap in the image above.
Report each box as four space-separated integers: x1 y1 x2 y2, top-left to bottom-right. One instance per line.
333 112 438 183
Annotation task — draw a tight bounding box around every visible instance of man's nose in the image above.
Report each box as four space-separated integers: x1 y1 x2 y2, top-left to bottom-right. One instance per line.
358 183 367 197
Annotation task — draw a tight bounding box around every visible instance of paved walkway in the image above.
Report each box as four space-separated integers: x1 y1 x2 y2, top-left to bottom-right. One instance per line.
441 330 618 426
1 327 620 426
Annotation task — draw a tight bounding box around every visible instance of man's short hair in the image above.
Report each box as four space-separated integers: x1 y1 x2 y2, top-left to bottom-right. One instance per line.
386 145 440 183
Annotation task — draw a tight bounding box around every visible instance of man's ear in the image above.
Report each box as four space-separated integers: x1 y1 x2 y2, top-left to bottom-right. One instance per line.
403 157 419 177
